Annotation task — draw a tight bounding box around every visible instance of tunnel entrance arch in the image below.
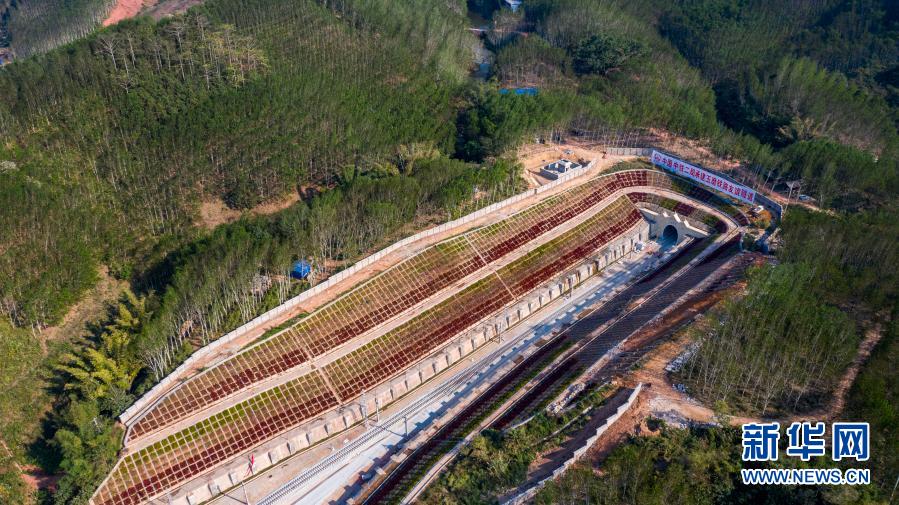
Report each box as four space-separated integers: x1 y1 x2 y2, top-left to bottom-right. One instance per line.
660 224 679 249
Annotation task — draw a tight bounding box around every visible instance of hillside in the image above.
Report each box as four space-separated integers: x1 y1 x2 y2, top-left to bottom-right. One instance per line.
1 0 114 58
1 0 472 329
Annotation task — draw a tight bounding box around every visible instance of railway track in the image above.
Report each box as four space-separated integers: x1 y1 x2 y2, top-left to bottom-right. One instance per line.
593 253 755 381
359 332 573 505
362 235 746 503
489 238 722 430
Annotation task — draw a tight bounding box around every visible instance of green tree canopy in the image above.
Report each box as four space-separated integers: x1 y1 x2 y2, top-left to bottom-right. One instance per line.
572 33 646 75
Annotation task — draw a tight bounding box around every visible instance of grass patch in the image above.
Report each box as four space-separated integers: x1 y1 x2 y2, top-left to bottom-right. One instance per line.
242 311 310 350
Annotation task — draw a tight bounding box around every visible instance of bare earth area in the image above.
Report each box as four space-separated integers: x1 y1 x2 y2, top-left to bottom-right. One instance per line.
40 265 129 353
102 0 202 27
0 439 58 494
627 331 759 428
103 0 154 26
198 192 301 229
20 464 59 494
145 0 205 19
516 142 624 187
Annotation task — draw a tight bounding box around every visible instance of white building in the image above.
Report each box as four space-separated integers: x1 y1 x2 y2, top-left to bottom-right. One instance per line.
540 159 582 180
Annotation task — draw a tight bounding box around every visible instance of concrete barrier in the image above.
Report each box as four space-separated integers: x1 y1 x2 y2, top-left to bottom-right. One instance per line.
502 384 643 505
170 223 649 505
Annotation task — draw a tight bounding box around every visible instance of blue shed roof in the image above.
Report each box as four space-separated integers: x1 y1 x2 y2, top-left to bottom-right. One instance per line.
290 260 312 280
499 87 539 96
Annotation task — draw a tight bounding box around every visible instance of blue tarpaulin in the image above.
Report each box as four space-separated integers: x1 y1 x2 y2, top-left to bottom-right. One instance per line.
290 260 312 280
499 87 538 96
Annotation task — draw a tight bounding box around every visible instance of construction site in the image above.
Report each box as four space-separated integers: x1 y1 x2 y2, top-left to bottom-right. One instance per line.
90 149 767 505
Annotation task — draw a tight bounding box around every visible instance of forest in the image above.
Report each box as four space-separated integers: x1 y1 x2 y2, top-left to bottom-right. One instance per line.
535 423 886 505
0 0 472 329
0 0 897 503
1 153 524 504
1 0 114 58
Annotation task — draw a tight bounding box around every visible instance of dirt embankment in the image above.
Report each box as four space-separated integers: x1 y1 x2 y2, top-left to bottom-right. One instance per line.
618 271 762 429
103 0 155 26
102 0 203 27
795 324 884 422
516 142 635 188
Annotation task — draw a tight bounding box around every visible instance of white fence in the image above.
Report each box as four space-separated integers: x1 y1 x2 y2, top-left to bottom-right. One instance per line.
604 147 652 157
120 160 599 424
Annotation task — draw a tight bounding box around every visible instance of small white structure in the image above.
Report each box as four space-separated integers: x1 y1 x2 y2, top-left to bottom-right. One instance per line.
540 159 582 180
505 0 522 12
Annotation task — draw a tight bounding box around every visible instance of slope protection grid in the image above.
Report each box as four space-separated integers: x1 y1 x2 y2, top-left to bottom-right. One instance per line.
92 169 745 505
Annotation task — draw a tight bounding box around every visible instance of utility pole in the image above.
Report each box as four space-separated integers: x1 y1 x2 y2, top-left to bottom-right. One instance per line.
361 390 368 428
784 180 801 217
889 473 898 504
241 481 251 505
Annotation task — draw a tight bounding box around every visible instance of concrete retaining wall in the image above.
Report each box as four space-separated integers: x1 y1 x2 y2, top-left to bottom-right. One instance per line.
502 383 644 505
168 223 648 505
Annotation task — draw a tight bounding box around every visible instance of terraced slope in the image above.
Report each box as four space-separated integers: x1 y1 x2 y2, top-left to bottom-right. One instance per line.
95 169 747 505
94 199 644 505
128 171 641 441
